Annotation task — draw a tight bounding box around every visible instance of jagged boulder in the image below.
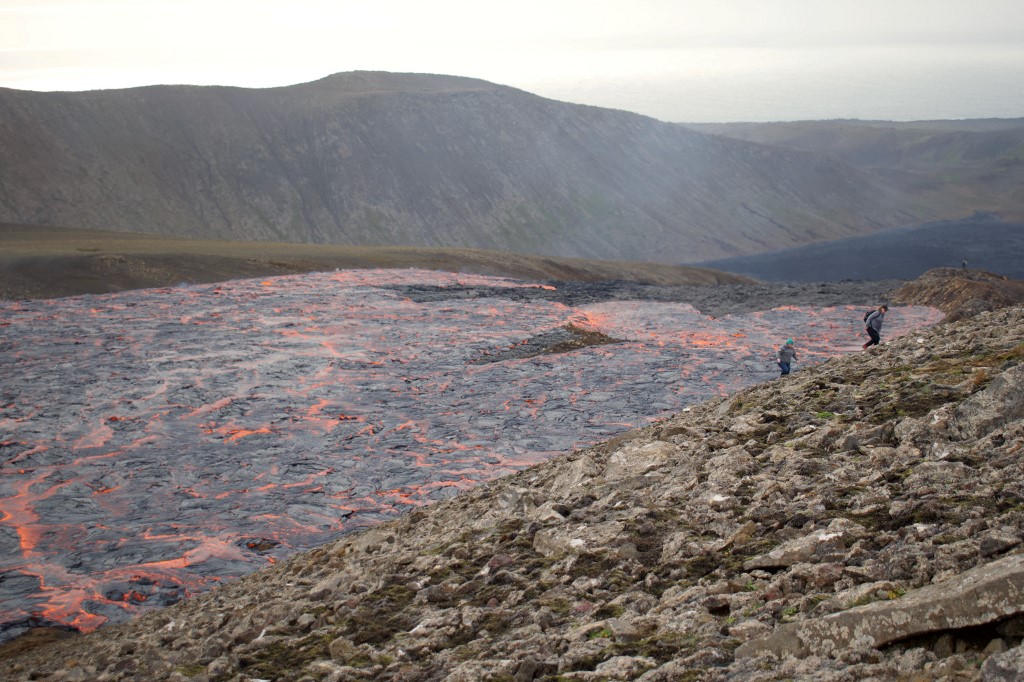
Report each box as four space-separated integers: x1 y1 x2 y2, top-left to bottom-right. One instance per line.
736 553 1024 659
951 363 1024 440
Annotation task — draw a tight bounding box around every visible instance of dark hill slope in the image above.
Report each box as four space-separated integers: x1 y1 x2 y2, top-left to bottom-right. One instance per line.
0 72 942 263
696 215 1024 282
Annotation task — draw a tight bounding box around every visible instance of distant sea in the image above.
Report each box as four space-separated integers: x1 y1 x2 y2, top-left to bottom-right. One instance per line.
519 45 1024 123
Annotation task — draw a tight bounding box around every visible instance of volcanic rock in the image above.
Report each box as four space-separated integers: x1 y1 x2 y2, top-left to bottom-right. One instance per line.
3 275 1024 680
892 267 1024 322
735 553 1024 659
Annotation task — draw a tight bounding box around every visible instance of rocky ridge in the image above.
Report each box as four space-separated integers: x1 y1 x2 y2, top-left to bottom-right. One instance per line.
892 268 1024 322
4 307 1024 680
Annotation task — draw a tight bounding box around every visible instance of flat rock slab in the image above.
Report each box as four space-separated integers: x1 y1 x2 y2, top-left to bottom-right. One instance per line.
737 552 1024 659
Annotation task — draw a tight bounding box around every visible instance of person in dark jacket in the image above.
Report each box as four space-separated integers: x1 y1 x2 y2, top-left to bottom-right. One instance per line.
777 338 797 376
863 305 888 349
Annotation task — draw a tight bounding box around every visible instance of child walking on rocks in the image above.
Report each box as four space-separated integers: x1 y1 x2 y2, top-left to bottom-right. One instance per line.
777 338 797 376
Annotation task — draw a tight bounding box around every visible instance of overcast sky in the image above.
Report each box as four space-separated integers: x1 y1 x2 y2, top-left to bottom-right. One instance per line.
2 0 1022 122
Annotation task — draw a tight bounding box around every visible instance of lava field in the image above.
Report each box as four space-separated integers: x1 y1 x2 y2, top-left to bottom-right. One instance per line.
0 269 943 640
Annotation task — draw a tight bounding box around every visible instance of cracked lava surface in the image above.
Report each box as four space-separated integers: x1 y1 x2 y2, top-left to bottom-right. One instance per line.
0 269 943 641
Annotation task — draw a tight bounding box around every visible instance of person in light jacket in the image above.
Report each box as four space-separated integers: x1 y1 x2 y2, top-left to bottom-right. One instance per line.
863 305 888 349
777 338 797 376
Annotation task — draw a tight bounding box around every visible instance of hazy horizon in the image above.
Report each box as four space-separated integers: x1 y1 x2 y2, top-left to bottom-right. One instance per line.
2 0 1022 123
526 44 1024 123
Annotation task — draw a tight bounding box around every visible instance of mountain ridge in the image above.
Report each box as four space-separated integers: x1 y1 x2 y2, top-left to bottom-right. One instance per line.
0 72 949 264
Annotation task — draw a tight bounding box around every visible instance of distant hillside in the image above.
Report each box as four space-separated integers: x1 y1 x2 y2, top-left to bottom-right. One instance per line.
685 118 1024 222
0 72 949 264
0 223 753 301
696 215 1024 282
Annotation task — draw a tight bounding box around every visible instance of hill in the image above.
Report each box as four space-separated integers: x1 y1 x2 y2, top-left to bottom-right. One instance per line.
4 273 1024 681
684 119 1024 223
695 214 1024 282
0 72 949 264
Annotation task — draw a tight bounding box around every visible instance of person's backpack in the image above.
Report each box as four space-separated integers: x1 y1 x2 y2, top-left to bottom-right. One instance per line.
863 310 873 323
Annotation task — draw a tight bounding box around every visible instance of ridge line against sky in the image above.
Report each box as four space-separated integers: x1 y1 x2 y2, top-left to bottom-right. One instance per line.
1 0 1023 122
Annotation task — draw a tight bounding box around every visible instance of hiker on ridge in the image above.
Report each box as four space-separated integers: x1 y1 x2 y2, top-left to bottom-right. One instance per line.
776 338 797 376
863 305 888 349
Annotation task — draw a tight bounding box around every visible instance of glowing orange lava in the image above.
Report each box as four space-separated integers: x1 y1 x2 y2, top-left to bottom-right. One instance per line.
0 269 943 639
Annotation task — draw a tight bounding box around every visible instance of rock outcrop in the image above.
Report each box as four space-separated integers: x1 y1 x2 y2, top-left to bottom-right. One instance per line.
4 303 1024 681
893 267 1024 322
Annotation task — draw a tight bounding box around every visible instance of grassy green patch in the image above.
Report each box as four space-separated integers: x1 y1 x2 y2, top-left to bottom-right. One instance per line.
175 663 207 677
680 551 723 580
566 630 704 675
541 596 573 616
238 630 335 680
594 603 626 619
332 581 420 646
847 587 906 609
568 551 623 580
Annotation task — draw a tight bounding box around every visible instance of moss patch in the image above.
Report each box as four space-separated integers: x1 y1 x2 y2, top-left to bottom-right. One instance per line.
237 630 335 681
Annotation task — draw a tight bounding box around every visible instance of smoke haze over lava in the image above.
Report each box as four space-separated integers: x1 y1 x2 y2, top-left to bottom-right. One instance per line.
0 269 942 640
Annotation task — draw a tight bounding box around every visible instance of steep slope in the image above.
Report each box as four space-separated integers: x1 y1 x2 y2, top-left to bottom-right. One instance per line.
0 72 939 263
685 118 1024 168
686 119 1024 222
4 282 1024 680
